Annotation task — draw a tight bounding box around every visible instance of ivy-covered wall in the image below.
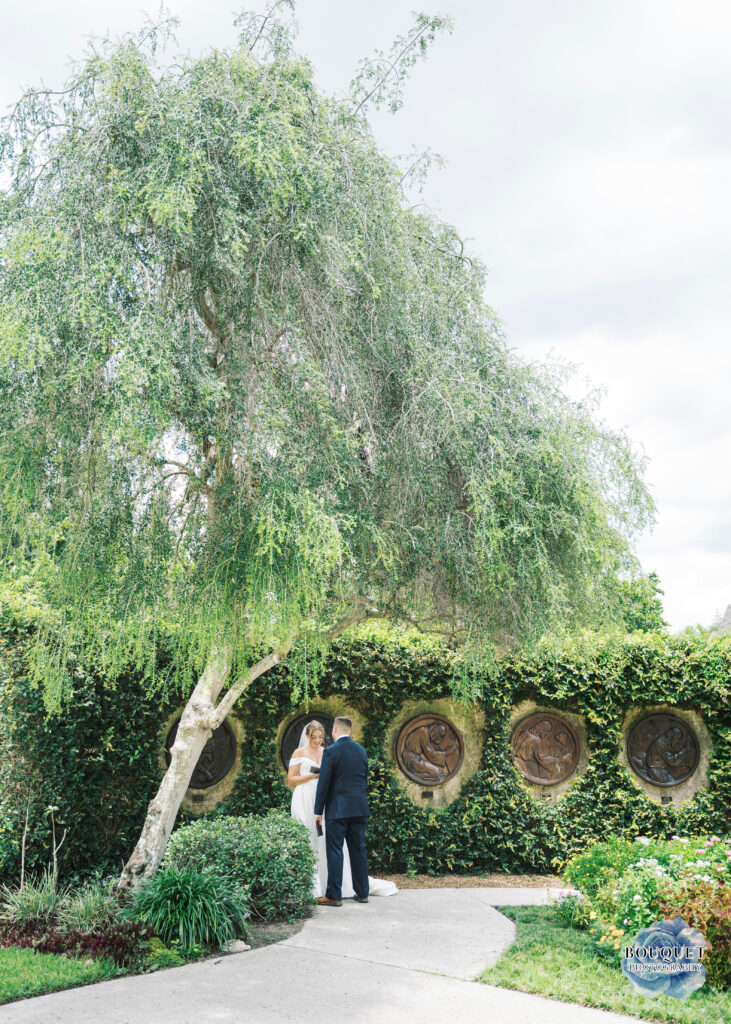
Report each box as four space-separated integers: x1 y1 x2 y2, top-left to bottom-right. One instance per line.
2 597 731 884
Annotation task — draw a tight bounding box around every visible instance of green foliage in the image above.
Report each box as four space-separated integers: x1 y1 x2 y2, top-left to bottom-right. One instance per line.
563 838 639 898
0 870 120 934
0 5 654 716
0 596 175 883
163 811 315 922
615 572 668 632
482 905 730 1023
123 866 249 950
563 835 731 989
56 878 121 933
144 936 187 969
0 947 117 1005
2 592 731 883
553 891 592 930
677 612 724 640
350 12 454 115
0 868 67 928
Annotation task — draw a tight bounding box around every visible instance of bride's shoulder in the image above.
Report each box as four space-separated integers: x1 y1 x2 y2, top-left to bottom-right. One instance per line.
291 746 305 758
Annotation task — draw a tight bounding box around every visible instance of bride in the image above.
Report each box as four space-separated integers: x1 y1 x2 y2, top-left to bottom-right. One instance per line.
288 720 397 899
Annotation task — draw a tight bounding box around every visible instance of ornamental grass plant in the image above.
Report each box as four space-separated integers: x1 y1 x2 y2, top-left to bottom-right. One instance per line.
0 868 68 928
123 867 250 951
56 878 121 933
0 871 150 967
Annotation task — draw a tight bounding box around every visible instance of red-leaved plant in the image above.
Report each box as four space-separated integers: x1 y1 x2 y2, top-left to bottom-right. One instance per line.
653 875 731 990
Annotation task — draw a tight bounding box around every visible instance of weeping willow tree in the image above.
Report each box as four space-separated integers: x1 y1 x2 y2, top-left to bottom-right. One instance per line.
0 4 653 885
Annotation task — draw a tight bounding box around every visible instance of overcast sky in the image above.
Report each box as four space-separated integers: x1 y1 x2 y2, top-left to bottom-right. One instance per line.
3 1 730 631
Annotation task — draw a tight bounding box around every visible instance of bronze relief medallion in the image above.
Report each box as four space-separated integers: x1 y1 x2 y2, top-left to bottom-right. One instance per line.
511 712 580 785
627 713 700 787
396 714 464 786
165 718 237 790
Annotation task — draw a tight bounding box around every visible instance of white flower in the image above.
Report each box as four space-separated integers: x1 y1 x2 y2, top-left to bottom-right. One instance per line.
672 836 689 843
635 837 651 846
632 894 642 902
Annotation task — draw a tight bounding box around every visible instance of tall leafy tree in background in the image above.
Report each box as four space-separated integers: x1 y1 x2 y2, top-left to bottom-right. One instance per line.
615 571 667 632
0 4 654 884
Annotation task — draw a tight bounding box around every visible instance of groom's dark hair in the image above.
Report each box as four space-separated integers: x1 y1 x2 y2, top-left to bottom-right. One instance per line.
333 716 352 734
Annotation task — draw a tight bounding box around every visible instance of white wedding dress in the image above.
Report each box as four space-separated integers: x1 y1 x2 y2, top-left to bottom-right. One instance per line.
289 753 397 898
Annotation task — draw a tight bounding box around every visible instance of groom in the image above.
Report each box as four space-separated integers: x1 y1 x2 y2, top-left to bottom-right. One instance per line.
314 716 369 906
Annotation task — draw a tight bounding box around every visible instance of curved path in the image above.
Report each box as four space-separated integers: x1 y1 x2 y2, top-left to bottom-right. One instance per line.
0 889 638 1024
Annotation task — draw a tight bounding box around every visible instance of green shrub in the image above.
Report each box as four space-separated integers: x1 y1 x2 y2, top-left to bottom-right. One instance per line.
164 811 316 922
594 863 669 936
562 834 731 987
553 891 592 929
57 878 121 933
0 868 68 928
144 936 186 969
123 867 249 951
563 837 638 898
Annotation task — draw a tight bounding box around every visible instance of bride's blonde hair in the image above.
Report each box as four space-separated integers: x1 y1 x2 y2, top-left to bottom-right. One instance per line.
305 720 325 742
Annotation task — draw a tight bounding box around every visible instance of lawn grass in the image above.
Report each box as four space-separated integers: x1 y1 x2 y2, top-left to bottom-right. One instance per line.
481 906 731 1024
0 947 118 1005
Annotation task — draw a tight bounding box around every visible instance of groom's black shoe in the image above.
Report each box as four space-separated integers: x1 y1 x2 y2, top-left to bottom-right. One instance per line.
317 896 343 907
353 896 369 903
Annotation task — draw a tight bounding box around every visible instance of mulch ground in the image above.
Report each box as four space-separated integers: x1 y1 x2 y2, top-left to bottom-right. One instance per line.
379 873 563 889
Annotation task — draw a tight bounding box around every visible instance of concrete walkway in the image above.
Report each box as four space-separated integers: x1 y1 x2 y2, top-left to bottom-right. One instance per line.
0 889 639 1024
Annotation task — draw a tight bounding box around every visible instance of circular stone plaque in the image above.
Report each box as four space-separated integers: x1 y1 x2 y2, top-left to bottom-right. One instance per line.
627 713 700 787
280 714 335 768
395 714 464 786
511 713 580 785
165 719 237 790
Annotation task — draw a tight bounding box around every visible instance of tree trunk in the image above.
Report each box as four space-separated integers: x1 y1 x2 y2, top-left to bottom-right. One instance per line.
118 648 232 889
117 605 373 889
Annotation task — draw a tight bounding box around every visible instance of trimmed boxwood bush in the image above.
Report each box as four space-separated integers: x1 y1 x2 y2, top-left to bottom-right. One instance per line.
162 811 316 921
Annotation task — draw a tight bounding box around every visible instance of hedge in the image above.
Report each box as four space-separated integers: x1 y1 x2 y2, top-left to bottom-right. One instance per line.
2 596 731 884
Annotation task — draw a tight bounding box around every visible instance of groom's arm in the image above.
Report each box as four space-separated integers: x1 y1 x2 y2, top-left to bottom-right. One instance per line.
314 746 334 817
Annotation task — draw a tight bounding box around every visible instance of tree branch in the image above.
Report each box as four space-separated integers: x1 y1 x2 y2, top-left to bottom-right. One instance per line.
210 601 381 727
353 23 432 117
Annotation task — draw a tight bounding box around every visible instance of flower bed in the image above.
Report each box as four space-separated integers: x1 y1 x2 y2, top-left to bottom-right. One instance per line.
560 834 731 990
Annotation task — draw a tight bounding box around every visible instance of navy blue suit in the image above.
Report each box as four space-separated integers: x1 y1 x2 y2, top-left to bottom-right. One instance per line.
314 736 369 900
